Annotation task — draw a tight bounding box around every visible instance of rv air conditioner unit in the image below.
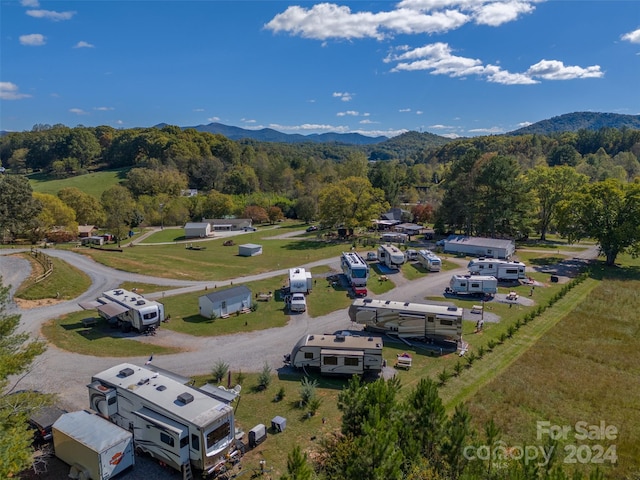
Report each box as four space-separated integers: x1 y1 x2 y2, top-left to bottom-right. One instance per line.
119 368 134 377
177 392 194 404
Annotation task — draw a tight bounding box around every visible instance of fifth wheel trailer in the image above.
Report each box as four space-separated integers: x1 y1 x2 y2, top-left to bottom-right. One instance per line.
377 244 406 269
94 289 164 333
467 258 526 281
88 363 241 477
52 409 134 480
348 298 464 344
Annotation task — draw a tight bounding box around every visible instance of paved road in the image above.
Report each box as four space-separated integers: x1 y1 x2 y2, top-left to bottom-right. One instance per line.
0 238 599 413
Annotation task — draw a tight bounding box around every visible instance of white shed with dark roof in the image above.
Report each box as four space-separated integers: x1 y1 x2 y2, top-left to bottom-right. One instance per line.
199 285 252 319
184 222 211 238
443 235 515 259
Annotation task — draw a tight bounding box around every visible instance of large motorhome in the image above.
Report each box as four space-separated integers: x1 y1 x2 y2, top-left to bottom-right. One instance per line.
467 258 526 281
287 334 383 375
417 249 442 272
98 289 164 333
348 298 464 344
88 363 240 477
449 274 498 295
341 251 370 287
377 244 406 269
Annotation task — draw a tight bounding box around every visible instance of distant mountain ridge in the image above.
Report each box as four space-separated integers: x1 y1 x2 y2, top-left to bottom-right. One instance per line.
507 112 640 135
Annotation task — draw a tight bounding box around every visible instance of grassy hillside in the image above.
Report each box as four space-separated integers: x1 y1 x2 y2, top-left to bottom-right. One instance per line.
28 167 130 198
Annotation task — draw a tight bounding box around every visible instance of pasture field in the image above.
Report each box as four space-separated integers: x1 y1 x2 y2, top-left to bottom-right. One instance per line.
28 167 130 198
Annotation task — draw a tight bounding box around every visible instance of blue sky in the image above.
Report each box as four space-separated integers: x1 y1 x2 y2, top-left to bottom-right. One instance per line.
1 0 639 138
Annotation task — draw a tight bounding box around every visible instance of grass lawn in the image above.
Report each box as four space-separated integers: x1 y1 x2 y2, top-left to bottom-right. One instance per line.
28 167 130 198
14 252 91 301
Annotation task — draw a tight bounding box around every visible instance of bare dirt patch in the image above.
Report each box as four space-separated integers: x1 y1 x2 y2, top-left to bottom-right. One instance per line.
14 297 65 309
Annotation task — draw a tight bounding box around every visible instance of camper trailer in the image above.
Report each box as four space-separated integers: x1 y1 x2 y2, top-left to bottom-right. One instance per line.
287 334 383 375
88 363 240 477
288 268 313 294
377 244 406 269
467 258 526 281
449 275 498 295
95 289 164 333
348 298 463 344
417 249 442 272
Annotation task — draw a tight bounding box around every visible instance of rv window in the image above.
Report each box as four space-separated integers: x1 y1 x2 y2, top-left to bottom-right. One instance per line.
304 352 313 359
506 269 517 274
440 319 453 326
206 422 231 450
191 434 200 451
180 436 189 449
143 312 157 320
344 357 359 366
108 397 116 405
427 317 434 323
161 432 175 447
323 356 338 366
471 283 480 288
460 283 466 287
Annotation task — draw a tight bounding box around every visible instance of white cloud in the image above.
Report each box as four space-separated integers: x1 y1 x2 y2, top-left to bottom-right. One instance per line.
20 33 46 46
387 42 600 84
526 59 603 80
94 107 114 111
333 91 353 101
0 82 32 100
26 9 76 21
428 124 455 130
193 108 204 112
399 108 411 112
416 110 423 115
468 126 505 134
265 1 538 40
207 116 221 122
69 108 88 115
269 122 350 133
73 41 94 48
337 110 359 116
359 119 378 124
621 28 640 44
20 0 39 7
518 121 533 127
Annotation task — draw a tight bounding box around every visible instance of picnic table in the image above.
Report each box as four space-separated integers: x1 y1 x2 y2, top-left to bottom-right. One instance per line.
506 291 519 301
396 353 412 369
82 317 98 327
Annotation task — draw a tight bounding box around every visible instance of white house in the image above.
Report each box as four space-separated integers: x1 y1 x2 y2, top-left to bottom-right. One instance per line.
238 243 262 257
443 236 515 260
184 222 212 239
199 285 252 319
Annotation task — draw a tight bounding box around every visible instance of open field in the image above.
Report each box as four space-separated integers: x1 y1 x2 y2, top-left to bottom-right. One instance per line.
28 167 130 198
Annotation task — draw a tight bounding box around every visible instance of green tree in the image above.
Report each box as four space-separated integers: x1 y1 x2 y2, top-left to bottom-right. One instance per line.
294 196 317 223
202 190 235 219
58 187 106 226
101 185 136 246
280 445 314 480
32 192 78 241
267 205 284 224
0 277 47 478
525 165 588 240
557 179 640 265
0 175 42 242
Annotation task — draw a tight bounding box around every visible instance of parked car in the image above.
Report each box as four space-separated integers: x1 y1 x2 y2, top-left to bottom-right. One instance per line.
366 251 378 261
406 249 418 260
29 405 67 445
288 293 307 312
243 226 257 232
306 225 318 232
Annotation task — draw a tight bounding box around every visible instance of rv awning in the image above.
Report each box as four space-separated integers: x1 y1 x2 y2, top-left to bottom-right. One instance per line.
96 302 128 318
133 407 187 436
78 300 102 310
321 349 364 357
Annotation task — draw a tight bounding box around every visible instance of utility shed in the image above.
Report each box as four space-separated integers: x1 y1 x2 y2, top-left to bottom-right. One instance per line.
199 285 252 319
443 236 515 260
184 222 212 239
238 243 262 257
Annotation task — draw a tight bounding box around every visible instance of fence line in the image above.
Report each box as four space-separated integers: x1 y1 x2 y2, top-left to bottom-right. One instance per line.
30 248 54 284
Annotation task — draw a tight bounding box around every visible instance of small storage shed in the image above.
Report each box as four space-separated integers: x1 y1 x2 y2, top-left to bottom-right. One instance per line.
199 285 252 319
184 222 212 239
443 236 515 260
238 243 262 257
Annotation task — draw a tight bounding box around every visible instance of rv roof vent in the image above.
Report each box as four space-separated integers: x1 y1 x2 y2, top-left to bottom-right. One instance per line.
385 300 391 304
156 385 167 391
447 306 458 311
363 298 372 303
308 335 314 340
404 302 410 306
137 377 150 386
136 299 145 305
177 392 194 404
335 334 345 342
119 367 134 377
115 289 123 295
368 336 374 341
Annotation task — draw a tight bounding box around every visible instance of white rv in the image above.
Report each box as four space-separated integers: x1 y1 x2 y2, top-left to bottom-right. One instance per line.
288 268 312 294
96 289 164 333
348 298 464 344
88 363 240 477
377 244 406 269
449 274 498 295
417 249 442 272
467 258 526 281
287 334 383 375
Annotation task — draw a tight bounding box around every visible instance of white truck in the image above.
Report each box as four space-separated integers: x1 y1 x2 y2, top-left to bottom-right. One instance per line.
287 292 307 313
448 274 498 295
52 409 135 480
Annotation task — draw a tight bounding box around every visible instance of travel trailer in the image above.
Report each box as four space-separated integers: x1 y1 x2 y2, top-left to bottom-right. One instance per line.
88 363 240 477
417 249 442 272
467 258 526 281
377 244 406 269
448 274 498 295
286 334 383 375
92 289 164 333
288 268 313 294
52 410 135 480
348 298 464 344
341 251 370 287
